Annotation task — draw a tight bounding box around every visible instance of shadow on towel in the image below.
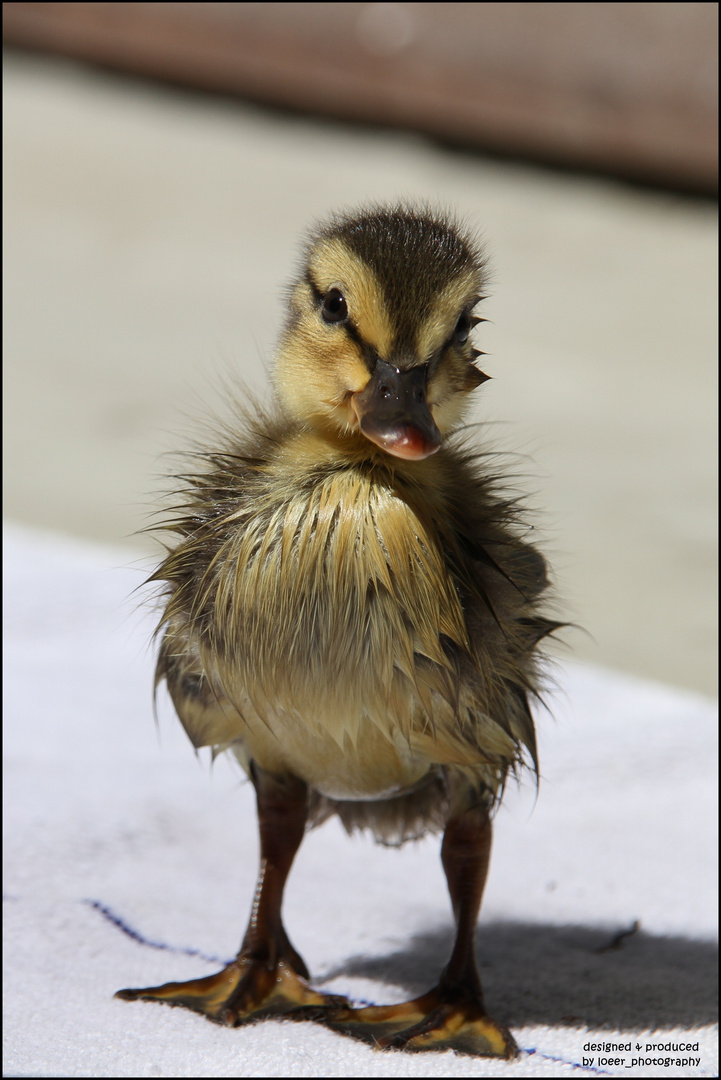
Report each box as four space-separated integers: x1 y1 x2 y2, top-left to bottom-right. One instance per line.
319 921 718 1031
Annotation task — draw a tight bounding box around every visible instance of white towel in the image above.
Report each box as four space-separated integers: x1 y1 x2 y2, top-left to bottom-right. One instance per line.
3 524 717 1077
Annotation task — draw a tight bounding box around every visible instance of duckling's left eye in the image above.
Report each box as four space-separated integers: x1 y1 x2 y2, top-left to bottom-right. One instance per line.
321 289 348 324
453 312 471 345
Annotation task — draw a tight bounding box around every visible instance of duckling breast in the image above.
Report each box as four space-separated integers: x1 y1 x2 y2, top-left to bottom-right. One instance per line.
156 429 518 799
214 450 466 745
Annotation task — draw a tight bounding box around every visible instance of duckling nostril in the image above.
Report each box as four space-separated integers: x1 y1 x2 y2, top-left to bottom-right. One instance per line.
379 385 391 398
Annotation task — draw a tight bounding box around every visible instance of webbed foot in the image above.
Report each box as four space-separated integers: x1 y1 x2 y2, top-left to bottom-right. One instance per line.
116 955 349 1027
326 985 517 1058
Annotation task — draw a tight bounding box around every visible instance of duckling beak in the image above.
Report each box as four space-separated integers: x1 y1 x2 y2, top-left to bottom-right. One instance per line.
350 359 442 460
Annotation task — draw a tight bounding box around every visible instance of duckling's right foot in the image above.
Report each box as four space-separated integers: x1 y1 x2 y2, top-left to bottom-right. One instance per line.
116 956 349 1026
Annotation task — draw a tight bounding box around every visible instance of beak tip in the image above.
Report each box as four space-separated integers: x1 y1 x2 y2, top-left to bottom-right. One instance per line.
362 420 441 461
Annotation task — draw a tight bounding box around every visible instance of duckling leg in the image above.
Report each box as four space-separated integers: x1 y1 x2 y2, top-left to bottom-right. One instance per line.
116 765 348 1025
327 800 518 1058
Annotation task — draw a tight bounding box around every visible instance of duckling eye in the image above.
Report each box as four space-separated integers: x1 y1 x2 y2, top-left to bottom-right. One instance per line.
452 312 471 345
321 288 348 324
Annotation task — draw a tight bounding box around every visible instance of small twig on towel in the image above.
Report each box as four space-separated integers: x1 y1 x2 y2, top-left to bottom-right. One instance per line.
593 919 640 953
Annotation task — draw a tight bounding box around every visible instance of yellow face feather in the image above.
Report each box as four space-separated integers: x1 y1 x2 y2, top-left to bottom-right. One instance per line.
415 273 479 361
309 237 395 357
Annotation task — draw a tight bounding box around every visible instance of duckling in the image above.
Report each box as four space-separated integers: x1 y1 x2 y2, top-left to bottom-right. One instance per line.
116 204 560 1058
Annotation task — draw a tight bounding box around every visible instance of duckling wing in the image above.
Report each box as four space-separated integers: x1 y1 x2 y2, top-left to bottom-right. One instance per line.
155 618 243 752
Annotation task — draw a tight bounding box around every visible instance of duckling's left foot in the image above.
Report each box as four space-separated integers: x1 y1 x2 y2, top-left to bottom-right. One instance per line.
326 986 517 1058
326 801 518 1057
116 955 348 1026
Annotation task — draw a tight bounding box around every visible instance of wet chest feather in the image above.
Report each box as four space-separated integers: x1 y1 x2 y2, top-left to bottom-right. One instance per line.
210 469 467 704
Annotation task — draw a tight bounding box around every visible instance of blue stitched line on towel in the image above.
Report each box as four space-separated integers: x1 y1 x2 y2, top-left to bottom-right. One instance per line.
86 898 375 1004
84 898 231 965
524 1047 614 1074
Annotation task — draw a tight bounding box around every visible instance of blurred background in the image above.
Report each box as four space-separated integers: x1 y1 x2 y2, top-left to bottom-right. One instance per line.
3 3 718 696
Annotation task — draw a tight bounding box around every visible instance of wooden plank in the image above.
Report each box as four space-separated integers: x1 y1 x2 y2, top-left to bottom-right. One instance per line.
3 3 717 192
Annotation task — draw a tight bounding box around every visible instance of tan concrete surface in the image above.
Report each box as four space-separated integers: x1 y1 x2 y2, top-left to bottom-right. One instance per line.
3 53 717 696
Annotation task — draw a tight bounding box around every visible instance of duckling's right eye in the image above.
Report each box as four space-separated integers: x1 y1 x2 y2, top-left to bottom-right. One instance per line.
321 289 348 324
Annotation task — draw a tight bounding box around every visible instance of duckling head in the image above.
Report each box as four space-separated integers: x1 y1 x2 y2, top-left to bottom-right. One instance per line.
274 205 489 460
